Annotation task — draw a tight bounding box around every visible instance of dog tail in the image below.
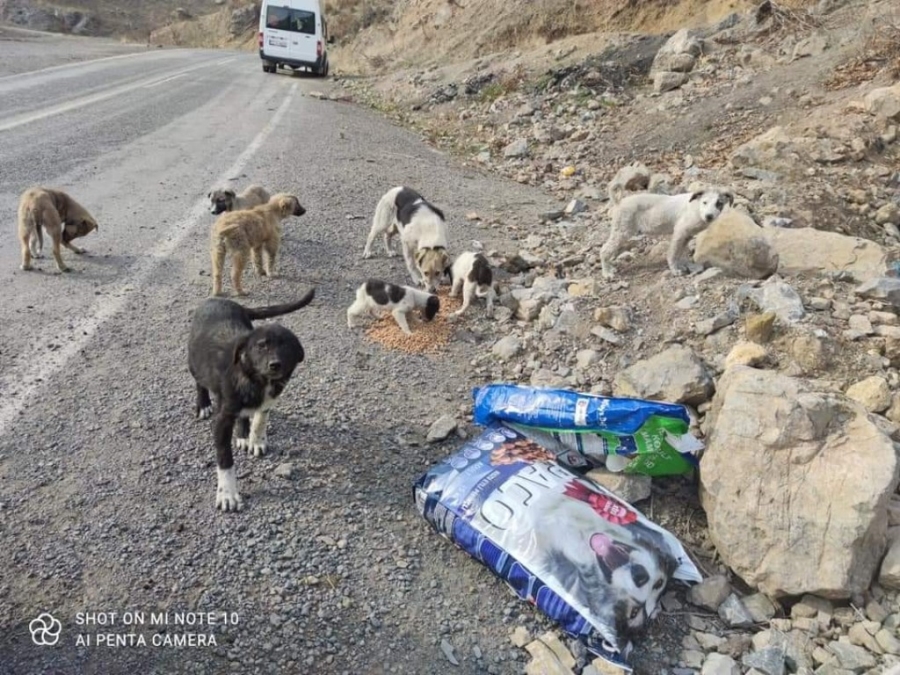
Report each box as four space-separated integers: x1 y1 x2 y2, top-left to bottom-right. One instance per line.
373 187 401 235
243 288 316 320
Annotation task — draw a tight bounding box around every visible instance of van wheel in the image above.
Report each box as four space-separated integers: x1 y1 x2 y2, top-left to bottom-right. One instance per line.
317 59 329 78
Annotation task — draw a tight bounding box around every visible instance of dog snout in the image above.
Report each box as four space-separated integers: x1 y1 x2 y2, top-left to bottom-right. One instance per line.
267 360 282 374
294 205 306 217
705 213 716 223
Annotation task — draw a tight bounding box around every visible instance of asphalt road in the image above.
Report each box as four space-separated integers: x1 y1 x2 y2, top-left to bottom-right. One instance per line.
0 28 568 675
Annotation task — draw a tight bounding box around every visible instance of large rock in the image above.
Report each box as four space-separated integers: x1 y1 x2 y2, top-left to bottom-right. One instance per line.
653 71 688 93
613 344 714 405
856 277 900 308
700 367 899 599
760 228 886 283
652 28 702 74
694 210 779 279
864 84 900 122
730 127 800 174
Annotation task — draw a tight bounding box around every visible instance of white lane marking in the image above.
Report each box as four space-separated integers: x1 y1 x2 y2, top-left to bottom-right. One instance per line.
141 73 188 89
0 50 153 85
0 82 299 439
0 57 239 133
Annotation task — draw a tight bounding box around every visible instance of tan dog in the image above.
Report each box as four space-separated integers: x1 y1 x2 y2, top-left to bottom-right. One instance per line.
208 185 271 215
17 187 99 273
210 194 306 297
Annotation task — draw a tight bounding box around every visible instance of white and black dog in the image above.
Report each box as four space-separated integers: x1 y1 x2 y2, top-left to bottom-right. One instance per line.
599 188 734 281
187 288 315 513
364 186 451 293
448 251 496 317
347 279 440 335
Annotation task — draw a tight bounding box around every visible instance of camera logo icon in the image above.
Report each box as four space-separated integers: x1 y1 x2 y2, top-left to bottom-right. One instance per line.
29 613 62 646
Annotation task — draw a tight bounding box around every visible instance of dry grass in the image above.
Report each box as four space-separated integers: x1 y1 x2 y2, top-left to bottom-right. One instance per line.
824 6 900 89
363 288 463 355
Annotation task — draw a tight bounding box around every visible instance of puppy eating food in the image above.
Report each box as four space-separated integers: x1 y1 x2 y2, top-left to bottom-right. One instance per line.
365 186 450 293
17 187 99 273
188 287 315 512
599 189 734 281
208 185 272 215
210 193 306 297
347 279 439 336
448 251 496 317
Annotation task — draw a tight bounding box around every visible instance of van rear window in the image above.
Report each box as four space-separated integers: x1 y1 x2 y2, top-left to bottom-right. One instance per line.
265 7 316 35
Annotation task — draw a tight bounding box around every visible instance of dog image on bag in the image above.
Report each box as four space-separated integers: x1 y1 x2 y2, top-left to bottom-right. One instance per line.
210 193 306 297
208 185 272 215
17 187 99 273
599 188 734 281
364 186 450 293
346 279 440 336
475 462 677 652
187 288 315 512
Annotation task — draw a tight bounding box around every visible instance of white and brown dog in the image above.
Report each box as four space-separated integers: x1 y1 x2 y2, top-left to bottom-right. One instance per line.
347 279 440 336
364 186 450 293
599 188 734 281
208 185 271 215
448 251 496 317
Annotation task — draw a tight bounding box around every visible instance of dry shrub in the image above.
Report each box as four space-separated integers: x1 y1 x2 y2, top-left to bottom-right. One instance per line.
824 7 900 89
364 289 463 355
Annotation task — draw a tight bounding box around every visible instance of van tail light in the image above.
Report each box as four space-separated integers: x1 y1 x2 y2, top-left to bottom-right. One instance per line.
316 40 323 57
258 31 263 48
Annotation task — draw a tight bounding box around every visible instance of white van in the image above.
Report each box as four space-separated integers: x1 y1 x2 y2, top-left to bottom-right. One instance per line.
258 0 333 76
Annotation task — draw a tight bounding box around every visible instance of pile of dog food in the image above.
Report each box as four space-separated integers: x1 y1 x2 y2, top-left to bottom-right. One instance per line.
365 289 462 354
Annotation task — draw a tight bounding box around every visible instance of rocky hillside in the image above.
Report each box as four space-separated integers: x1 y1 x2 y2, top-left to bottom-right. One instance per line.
321 0 900 672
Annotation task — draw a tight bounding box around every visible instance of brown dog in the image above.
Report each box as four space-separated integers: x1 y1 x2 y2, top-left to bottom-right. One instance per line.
18 187 99 273
208 185 271 215
210 194 306 297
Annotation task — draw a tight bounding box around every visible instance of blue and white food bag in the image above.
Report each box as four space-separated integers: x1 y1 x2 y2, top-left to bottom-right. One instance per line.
472 384 703 476
414 423 702 669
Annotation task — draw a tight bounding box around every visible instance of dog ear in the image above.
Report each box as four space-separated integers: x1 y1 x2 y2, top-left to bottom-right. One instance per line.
224 189 236 199
207 192 212 199
689 191 705 202
440 249 451 270
232 335 249 365
415 248 428 267
722 191 734 207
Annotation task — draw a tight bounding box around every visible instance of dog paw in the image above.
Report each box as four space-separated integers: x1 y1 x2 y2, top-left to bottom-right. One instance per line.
197 406 213 420
234 437 249 451
248 440 267 457
58 266 72 274
362 251 373 260
72 248 85 255
20 264 33 271
216 468 243 513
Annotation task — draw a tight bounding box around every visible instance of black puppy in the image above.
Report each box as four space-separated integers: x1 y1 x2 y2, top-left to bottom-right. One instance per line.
188 288 315 512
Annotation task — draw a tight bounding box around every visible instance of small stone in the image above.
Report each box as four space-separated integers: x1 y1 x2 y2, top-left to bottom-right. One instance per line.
724 342 768 370
564 199 587 215
696 306 740 336
576 349 602 369
594 306 632 332
702 653 741 675
427 415 458 442
591 326 622 346
791 596 833 619
441 638 459 666
879 533 900 589
845 375 892 413
719 593 756 628
503 138 529 158
493 335 522 361
848 314 874 334
827 641 877 670
689 575 732 611
742 646 786 675
866 600 888 623
848 622 881 653
876 628 900 655
511 626 532 648
682 649 706 669
857 277 900 308
743 593 777 623
273 462 295 479
745 312 777 343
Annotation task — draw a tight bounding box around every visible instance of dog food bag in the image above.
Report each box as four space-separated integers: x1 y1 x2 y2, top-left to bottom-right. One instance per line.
472 384 703 476
413 423 702 669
